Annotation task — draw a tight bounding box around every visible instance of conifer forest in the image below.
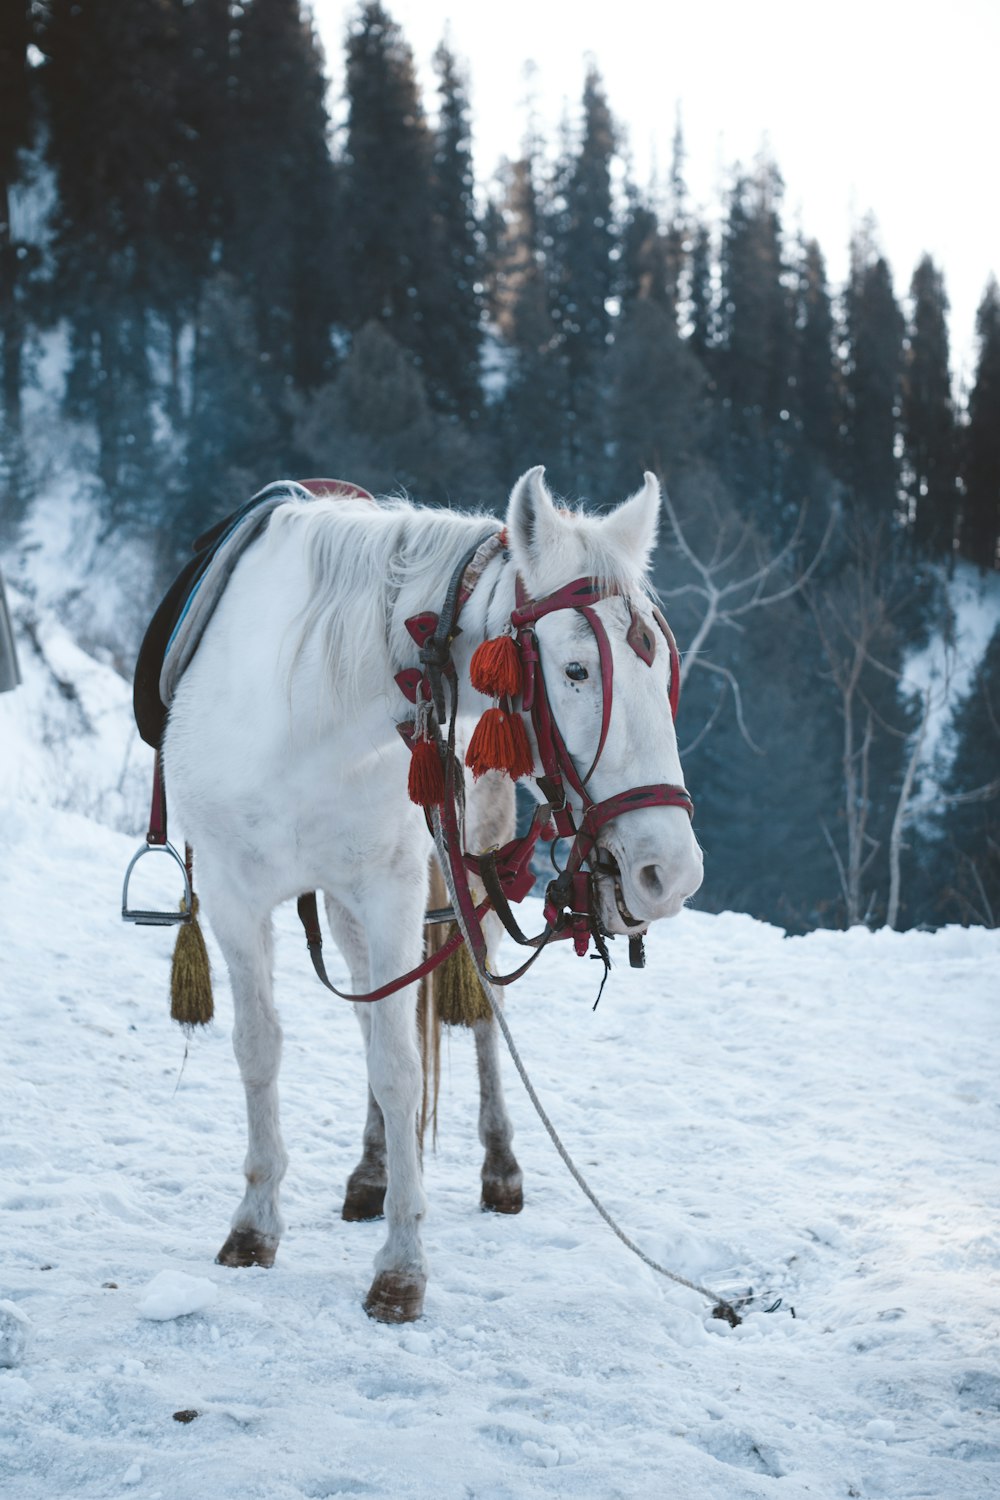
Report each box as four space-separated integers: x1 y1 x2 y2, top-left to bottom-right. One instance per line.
1 0 998 933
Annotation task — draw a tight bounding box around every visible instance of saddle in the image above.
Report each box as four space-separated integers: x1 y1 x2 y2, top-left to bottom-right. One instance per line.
133 478 373 749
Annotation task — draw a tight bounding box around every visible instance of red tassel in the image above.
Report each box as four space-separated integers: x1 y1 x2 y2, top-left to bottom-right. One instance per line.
408 737 445 806
466 707 533 781
507 711 534 779
469 635 522 699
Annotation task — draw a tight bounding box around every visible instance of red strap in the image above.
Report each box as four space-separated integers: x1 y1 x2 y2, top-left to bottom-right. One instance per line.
147 751 168 846
295 891 492 1003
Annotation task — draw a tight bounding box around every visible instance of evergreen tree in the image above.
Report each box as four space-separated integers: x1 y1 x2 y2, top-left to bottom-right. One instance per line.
619 189 669 312
718 158 794 425
716 157 797 535
687 220 714 359
962 277 1000 569
844 230 903 519
605 298 707 488
796 237 840 467
421 40 481 419
487 150 568 475
229 0 338 391
40 0 184 505
155 0 235 424
556 65 616 381
662 109 687 321
181 272 281 542
903 255 957 558
341 2 434 363
0 0 33 445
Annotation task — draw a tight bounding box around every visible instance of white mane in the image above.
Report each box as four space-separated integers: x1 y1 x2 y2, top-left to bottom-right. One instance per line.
266 479 658 703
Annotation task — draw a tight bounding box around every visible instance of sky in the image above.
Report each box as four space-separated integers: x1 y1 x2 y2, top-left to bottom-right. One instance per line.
313 0 998 380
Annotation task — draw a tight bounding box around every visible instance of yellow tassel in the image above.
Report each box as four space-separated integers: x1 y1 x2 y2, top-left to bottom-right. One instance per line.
170 894 214 1028
435 925 492 1026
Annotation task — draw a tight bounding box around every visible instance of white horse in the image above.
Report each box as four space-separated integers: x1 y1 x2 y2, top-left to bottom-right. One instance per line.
163 466 703 1322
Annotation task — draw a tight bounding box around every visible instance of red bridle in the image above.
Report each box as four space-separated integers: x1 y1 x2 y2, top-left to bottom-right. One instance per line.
502 574 693 956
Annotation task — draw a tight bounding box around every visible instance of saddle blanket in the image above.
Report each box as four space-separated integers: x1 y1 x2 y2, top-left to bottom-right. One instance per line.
133 478 373 748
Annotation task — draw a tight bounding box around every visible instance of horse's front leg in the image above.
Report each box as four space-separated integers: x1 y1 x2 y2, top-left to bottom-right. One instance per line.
204 877 288 1268
362 910 428 1323
323 893 388 1223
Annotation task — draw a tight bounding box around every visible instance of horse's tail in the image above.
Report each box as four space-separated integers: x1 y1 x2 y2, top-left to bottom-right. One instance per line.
417 859 446 1147
418 855 492 1147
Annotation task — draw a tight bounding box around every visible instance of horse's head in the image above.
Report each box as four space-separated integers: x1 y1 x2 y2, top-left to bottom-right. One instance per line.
506 467 703 933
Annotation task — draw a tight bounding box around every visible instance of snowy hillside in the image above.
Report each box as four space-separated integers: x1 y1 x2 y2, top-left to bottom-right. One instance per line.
0 581 997 1498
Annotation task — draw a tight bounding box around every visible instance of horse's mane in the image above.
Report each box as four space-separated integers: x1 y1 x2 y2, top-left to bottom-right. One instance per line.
268 493 653 704
269 497 498 704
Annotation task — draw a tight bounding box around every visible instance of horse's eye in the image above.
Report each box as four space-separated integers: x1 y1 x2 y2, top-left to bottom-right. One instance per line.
565 662 589 682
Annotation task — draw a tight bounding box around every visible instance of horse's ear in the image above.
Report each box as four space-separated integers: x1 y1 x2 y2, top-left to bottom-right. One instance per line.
602 471 661 573
506 466 560 581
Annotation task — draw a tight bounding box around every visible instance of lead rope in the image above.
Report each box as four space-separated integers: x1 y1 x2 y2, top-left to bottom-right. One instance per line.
428 808 743 1328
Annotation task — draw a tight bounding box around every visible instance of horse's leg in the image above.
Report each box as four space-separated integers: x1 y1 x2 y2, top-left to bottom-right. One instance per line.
207 880 288 1268
474 921 523 1215
362 907 429 1323
467 772 524 1215
323 893 387 1222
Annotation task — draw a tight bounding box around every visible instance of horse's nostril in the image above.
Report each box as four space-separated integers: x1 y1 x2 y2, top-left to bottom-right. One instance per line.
638 864 664 899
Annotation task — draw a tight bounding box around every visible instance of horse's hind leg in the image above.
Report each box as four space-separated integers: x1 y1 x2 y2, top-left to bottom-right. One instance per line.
207 882 288 1268
475 1007 523 1214
467 772 523 1214
323 894 388 1222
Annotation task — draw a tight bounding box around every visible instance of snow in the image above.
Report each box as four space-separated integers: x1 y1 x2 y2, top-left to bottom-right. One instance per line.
1 592 999 1499
137 1272 219 1323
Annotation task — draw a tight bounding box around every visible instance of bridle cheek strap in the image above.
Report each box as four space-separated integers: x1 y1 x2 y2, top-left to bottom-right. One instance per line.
511 579 692 878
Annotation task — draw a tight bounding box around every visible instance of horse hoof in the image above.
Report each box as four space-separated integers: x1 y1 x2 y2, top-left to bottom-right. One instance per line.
215 1229 278 1268
481 1181 524 1215
364 1271 426 1323
342 1181 386 1222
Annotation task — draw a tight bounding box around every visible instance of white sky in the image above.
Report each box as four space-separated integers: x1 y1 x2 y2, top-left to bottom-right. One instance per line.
313 0 998 379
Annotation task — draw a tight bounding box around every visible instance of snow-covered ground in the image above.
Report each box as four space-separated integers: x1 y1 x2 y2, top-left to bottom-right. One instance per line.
1 581 998 1500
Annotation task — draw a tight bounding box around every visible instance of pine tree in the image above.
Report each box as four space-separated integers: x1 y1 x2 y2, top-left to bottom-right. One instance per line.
421 39 481 419
844 230 903 520
962 277 1000 569
903 255 958 558
662 109 687 321
716 157 796 534
718 158 794 426
341 2 434 362
619 190 670 312
40 0 183 505
796 237 840 468
687 220 714 360
181 272 281 541
229 0 339 391
557 65 616 382
487 150 568 475
0 0 33 444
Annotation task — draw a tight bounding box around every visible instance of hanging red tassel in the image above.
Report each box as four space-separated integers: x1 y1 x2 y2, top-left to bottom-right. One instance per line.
469 635 522 699
408 737 445 806
507 711 534 779
466 706 533 780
